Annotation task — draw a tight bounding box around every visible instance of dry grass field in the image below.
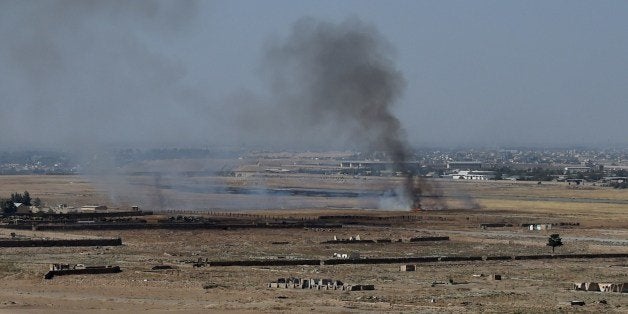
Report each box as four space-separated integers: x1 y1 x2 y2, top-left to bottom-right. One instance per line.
0 173 626 312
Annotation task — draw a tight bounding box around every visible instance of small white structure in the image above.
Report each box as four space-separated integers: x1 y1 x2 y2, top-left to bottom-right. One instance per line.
400 265 416 271
529 224 552 231
576 282 627 293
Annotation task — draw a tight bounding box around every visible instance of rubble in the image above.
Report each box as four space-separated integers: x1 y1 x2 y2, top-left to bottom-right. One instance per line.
574 282 627 293
400 265 415 271
267 277 373 291
44 264 121 279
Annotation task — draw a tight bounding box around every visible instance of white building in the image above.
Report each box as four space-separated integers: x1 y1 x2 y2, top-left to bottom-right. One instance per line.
452 170 496 180
529 224 552 231
447 161 482 170
564 166 591 174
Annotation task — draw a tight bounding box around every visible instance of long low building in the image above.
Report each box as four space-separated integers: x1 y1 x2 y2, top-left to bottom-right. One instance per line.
452 170 496 180
564 166 591 174
447 161 482 170
339 161 420 172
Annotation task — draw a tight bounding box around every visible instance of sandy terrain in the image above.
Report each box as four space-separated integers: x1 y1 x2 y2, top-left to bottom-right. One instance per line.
0 174 626 312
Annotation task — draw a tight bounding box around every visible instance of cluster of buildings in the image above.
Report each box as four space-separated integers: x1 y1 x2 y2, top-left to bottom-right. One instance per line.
24 204 108 214
414 148 626 168
0 151 78 175
15 204 140 215
332 146 626 181
335 155 626 182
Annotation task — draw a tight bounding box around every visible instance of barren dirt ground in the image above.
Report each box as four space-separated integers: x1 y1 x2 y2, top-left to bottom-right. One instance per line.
0 175 626 312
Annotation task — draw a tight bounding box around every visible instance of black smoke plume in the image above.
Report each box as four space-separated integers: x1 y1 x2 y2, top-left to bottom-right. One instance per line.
263 17 423 209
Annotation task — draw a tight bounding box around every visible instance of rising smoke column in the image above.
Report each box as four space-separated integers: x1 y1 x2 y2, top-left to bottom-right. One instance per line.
264 17 422 209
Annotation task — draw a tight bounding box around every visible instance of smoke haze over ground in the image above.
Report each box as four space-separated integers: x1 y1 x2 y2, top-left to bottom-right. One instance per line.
0 0 226 208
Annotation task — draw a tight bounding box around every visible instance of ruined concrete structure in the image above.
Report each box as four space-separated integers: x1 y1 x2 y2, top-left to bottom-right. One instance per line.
44 264 121 279
332 252 361 259
400 265 415 271
528 224 552 231
323 235 449 244
324 235 373 244
574 282 627 293
268 277 374 291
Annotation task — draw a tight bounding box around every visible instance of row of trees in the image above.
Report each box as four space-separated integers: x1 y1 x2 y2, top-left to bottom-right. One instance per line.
11 191 32 206
1 199 16 215
1 191 42 215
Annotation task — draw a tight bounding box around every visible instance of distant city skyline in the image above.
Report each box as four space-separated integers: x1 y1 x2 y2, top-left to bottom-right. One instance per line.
1 1 627 150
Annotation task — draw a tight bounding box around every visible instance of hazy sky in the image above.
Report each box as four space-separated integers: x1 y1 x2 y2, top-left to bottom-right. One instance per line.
1 1 627 150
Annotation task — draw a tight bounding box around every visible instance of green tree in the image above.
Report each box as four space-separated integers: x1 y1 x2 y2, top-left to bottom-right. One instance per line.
22 191 31 206
33 197 42 207
547 234 563 253
10 192 21 203
1 199 17 215
9 191 33 206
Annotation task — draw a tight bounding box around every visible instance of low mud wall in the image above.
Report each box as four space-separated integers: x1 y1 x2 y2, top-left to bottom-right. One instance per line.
209 259 321 267
323 236 449 245
322 239 376 244
44 266 121 279
1 222 343 231
0 238 122 247
485 255 513 261
410 236 450 242
200 253 628 268
324 256 441 265
439 256 483 262
514 254 562 260
564 253 628 259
